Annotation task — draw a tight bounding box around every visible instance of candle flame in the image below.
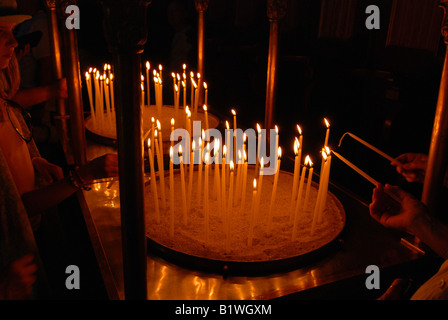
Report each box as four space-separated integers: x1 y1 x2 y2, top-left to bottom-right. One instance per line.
141 75 144 82
253 178 257 190
226 121 230 130
147 138 151 148
191 78 197 88
146 61 150 70
304 155 311 166
203 105 207 112
322 149 327 161
275 125 279 134
154 129 158 137
230 160 234 171
238 150 242 162
203 82 207 89
110 73 114 81
214 138 219 151
158 64 163 71
192 140 196 151
278 147 282 159
183 64 186 70
223 145 227 156
151 117 155 123
202 129 205 140
106 78 110 85
171 118 175 126
256 123 261 133
95 71 99 79
175 84 178 92
177 74 180 80
324 118 330 128
179 145 182 154
205 153 209 163
297 124 302 135
190 71 194 78
85 72 89 80
260 157 264 168
156 120 161 130
231 109 236 116
140 83 143 90
243 133 247 142
294 138 299 155
199 137 202 146
88 67 93 73
171 72 175 78
243 149 247 161
170 146 173 157
325 146 331 155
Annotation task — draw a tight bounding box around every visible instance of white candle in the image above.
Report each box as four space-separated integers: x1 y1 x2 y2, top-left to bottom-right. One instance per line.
197 137 203 203
248 178 257 247
85 72 96 127
239 150 248 213
256 123 261 170
267 147 281 234
232 109 237 165
324 118 330 146
221 145 227 217
311 150 328 233
213 139 221 210
203 105 210 140
182 80 187 109
204 152 210 242
290 138 300 221
154 129 166 209
179 146 188 224
255 158 264 219
148 139 160 223
303 158 314 212
292 156 309 240
187 140 195 211
226 161 235 252
169 146 175 238
203 82 208 105
146 61 150 106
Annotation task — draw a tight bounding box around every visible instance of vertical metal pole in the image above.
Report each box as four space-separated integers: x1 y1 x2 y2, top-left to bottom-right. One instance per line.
264 0 286 137
100 0 151 300
422 0 448 215
61 0 87 166
44 0 71 161
195 0 209 107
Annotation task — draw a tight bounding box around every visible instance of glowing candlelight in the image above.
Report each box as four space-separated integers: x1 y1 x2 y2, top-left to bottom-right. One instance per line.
248 178 257 247
267 147 281 234
232 109 237 164
324 118 330 146
303 157 314 211
204 152 210 242
239 150 248 213
256 123 261 170
255 158 264 219
154 129 166 209
169 146 174 238
290 138 300 220
85 72 96 127
146 61 150 105
292 155 309 240
203 105 209 139
182 80 187 109
226 160 235 252
148 139 160 223
213 139 221 210
110 73 115 121
179 145 188 224
203 82 208 105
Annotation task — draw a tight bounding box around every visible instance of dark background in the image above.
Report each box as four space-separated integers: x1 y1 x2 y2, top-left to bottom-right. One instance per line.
75 0 446 203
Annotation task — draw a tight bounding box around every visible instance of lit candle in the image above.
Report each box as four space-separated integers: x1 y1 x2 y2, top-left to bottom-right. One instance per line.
234 150 242 202
106 78 112 128
203 82 208 105
226 160 235 253
221 145 227 217
256 123 261 170
154 129 166 209
311 150 328 233
255 158 264 219
267 147 281 234
182 80 187 109
213 139 221 209
179 146 188 224
232 109 237 164
146 61 150 106
110 73 115 123
140 83 144 108
225 121 231 180
248 178 257 247
239 150 248 213
85 72 96 127
303 157 314 212
203 105 209 139
187 140 195 212
194 73 200 114
324 118 330 146
290 138 300 221
292 156 309 240
317 148 332 224
148 139 160 223
197 136 203 203
174 84 179 119
170 118 175 150
204 152 210 242
169 146 175 238
158 64 163 83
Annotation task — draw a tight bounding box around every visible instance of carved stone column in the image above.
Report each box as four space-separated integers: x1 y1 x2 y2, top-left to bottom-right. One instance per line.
422 0 448 215
195 0 209 106
44 0 71 162
99 0 151 300
264 0 286 137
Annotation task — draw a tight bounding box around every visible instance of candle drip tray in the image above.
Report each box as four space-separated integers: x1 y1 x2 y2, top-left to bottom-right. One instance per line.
145 169 346 276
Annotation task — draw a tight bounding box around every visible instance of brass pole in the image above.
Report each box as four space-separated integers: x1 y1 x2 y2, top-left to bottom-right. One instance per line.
422 0 448 215
44 0 71 162
61 0 87 166
195 0 209 107
264 0 286 136
100 0 151 300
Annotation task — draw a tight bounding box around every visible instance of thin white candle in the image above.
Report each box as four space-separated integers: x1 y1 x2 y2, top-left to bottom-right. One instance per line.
85 72 96 127
154 130 166 209
239 150 248 213
148 139 160 223
179 146 188 224
226 161 235 252
303 158 314 212
267 147 281 234
292 156 309 240
255 158 264 219
204 152 210 242
146 61 150 106
324 118 330 146
203 82 208 105
187 141 195 211
290 138 300 221
221 145 227 217
169 146 175 238
248 178 257 247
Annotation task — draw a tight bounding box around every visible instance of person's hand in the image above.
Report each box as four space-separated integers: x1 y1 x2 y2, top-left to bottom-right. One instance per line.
0 255 38 300
77 153 119 184
393 153 427 183
32 157 64 184
51 78 68 99
369 183 429 234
